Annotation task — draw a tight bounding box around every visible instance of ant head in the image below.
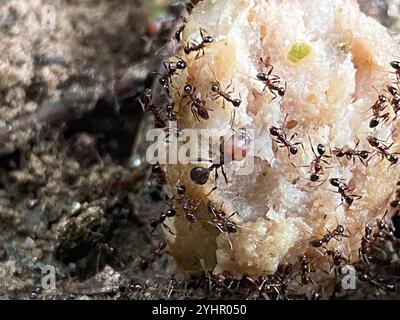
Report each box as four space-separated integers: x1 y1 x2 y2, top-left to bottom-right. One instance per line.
317 144 326 155
330 178 340 187
289 146 298 155
190 167 211 185
185 212 197 223
166 104 174 112
310 173 320 182
166 209 177 217
184 47 191 55
369 117 380 128
299 254 308 262
388 85 399 96
336 224 345 234
184 84 193 94
390 60 400 70
211 83 220 92
158 240 167 250
390 199 399 208
232 98 242 108
176 60 186 70
176 185 186 195
379 94 388 103
311 239 323 247
226 222 237 233
256 72 268 81
269 126 279 136
203 35 214 43
367 136 379 147
365 224 373 234
159 77 168 86
360 151 370 159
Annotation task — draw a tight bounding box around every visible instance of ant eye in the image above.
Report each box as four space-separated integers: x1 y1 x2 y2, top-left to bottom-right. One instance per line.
317 144 325 155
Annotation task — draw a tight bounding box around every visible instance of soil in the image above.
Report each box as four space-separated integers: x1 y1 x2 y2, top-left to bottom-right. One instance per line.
0 0 398 300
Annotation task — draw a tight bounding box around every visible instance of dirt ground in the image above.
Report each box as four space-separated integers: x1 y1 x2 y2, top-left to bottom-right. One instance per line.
0 0 399 300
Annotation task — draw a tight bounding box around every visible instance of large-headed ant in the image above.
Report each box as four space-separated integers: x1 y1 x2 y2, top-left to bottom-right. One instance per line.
207 202 238 234
140 240 167 271
369 94 390 128
309 224 349 248
329 178 361 207
270 115 303 160
367 134 399 168
256 62 287 100
183 83 211 121
184 28 214 58
333 139 370 166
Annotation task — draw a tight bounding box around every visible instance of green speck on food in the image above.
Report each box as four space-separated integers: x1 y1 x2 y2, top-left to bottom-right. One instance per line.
151 9 166 20
337 42 352 53
287 43 311 63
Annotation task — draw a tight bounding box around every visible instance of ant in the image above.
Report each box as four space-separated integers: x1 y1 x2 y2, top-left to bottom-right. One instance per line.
256 61 287 99
183 84 211 121
369 94 390 128
298 254 315 285
208 66 241 109
184 28 214 58
359 223 373 261
150 208 177 234
190 137 228 186
386 85 400 120
139 89 166 128
165 103 177 122
332 139 370 166
140 240 167 270
302 137 331 182
207 202 238 234
329 178 361 207
390 60 400 82
270 115 303 160
367 134 399 168
309 224 349 248
157 58 187 96
325 249 347 274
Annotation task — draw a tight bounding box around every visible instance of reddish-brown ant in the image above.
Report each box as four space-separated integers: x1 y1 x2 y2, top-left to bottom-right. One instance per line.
386 85 400 120
139 89 166 128
140 240 167 270
270 115 303 160
183 83 211 121
157 58 187 95
333 139 370 166
309 224 349 248
184 28 214 58
367 134 399 168
329 178 361 207
207 202 238 234
369 94 390 128
256 62 287 99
